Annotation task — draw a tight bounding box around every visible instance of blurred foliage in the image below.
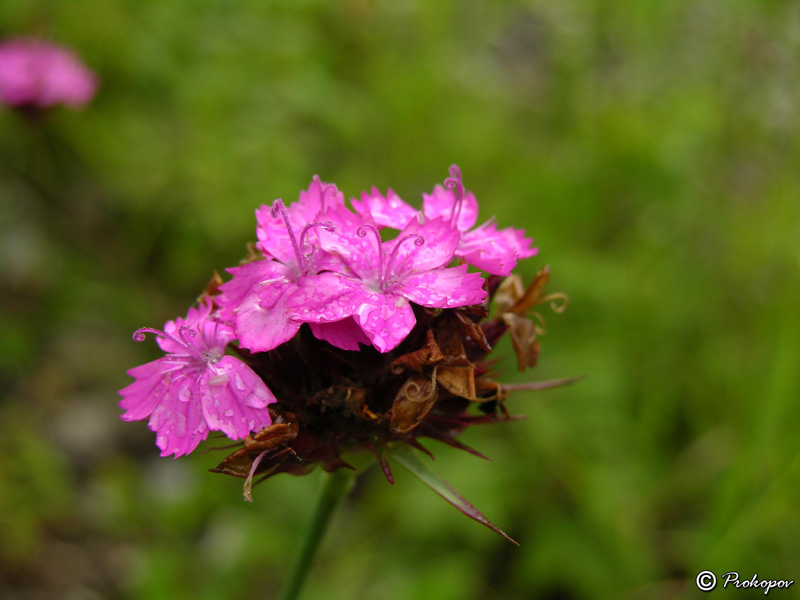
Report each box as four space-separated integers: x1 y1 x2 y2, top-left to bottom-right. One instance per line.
1 1 799 599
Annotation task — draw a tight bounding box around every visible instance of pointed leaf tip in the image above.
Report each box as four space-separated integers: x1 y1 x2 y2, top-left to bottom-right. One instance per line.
388 445 518 545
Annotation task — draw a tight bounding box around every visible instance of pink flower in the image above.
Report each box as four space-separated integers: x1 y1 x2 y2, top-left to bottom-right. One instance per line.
119 300 276 457
255 176 344 261
290 204 488 352
0 37 96 109
352 166 538 276
218 193 349 353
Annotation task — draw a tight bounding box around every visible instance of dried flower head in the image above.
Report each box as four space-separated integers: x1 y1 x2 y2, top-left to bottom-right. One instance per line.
120 167 574 541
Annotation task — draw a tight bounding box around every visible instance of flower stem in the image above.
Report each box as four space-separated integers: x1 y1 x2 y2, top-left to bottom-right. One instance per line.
277 468 355 600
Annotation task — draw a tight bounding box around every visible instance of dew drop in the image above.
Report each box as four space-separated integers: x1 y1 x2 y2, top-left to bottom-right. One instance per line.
150 405 166 427
174 413 187 436
223 409 235 418
233 372 247 391
156 435 168 449
178 387 192 403
253 382 269 400
244 392 268 409
208 374 229 387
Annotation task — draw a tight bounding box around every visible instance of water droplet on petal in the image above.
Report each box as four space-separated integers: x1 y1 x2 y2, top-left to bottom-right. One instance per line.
244 391 268 409
156 435 168 449
223 409 235 418
233 372 246 391
179 387 192 402
174 413 187 436
209 374 229 387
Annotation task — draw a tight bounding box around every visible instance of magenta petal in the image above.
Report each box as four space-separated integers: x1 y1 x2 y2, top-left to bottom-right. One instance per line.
119 359 176 421
317 204 381 279
289 272 366 324
459 223 538 276
219 260 291 321
399 265 487 308
422 184 479 231
384 216 459 274
501 227 538 260
234 284 302 353
351 187 418 229
254 177 345 261
254 203 295 263
159 302 236 353
310 318 371 351
201 357 275 440
460 248 519 277
147 378 209 458
353 293 416 353
295 175 345 221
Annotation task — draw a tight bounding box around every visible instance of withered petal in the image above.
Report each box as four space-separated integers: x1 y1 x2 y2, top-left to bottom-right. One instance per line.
390 372 439 434
437 365 478 402
390 329 444 374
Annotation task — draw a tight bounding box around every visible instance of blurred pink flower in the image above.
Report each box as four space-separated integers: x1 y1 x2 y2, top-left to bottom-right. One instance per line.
0 37 97 109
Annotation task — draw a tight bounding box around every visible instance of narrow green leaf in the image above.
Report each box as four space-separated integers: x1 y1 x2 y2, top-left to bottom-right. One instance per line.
388 444 518 545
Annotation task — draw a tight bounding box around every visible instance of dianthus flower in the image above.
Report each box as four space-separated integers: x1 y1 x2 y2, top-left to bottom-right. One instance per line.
120 166 574 542
119 300 275 457
290 204 487 352
0 37 96 109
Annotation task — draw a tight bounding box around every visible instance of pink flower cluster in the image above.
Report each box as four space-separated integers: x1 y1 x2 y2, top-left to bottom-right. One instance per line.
120 167 537 457
0 37 96 109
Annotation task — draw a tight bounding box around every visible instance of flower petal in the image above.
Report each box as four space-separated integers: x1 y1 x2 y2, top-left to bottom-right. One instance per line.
317 204 381 280
398 264 487 308
233 282 302 353
459 222 538 276
310 318 371 351
422 184 479 231
288 272 367 324
255 176 345 262
201 357 275 440
295 175 345 221
353 292 417 353
218 259 292 322
146 375 209 458
384 216 459 274
119 359 176 421
351 187 418 230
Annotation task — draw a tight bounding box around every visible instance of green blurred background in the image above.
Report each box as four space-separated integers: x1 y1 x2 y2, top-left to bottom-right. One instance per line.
1 1 799 599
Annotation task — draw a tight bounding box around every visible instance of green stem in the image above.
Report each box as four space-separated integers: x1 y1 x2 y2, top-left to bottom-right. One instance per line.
277 469 355 600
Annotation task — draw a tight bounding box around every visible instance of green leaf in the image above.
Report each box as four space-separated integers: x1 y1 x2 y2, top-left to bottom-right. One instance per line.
388 444 518 545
